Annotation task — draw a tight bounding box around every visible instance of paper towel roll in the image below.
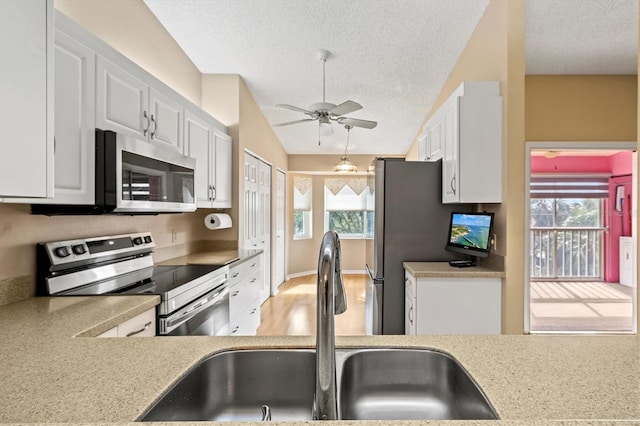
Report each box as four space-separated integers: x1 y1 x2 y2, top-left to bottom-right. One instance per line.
204 213 232 230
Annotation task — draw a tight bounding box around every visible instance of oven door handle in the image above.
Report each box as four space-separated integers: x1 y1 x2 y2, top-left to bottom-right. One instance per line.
166 285 229 329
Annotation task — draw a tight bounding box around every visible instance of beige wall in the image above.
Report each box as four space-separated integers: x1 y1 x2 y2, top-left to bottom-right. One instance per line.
405 0 524 333
288 173 367 275
201 76 288 286
55 0 202 105
525 75 637 141
287 155 378 276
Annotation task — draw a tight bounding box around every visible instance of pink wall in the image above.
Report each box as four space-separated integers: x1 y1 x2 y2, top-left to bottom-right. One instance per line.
531 152 633 282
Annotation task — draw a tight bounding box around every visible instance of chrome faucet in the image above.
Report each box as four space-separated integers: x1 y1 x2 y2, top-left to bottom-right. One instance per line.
313 231 347 420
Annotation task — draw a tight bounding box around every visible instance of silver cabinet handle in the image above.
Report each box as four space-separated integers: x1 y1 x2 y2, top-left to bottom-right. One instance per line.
232 272 240 278
125 321 152 337
231 326 239 334
251 262 257 268
250 308 257 315
150 113 157 139
211 185 216 201
451 174 456 194
143 111 150 136
250 278 257 284
231 290 240 297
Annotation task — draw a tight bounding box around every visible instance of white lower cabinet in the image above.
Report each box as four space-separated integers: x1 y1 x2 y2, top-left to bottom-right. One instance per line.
405 271 501 334
229 254 263 336
97 308 156 337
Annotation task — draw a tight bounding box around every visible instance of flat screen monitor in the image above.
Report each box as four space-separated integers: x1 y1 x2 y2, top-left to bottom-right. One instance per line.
445 212 494 259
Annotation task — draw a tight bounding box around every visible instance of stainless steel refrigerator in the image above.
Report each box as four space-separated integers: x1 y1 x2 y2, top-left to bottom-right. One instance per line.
364 158 470 335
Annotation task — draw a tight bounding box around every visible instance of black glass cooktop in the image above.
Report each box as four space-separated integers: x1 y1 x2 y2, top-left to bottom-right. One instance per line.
118 264 226 295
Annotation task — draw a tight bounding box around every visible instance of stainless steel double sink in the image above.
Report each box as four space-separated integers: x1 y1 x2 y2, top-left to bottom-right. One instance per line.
139 348 498 422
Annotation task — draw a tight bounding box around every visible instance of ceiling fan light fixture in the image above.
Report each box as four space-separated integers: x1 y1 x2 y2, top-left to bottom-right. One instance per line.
319 120 333 136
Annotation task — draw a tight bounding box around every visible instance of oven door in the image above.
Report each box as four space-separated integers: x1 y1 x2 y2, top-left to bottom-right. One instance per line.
159 284 230 336
112 132 197 213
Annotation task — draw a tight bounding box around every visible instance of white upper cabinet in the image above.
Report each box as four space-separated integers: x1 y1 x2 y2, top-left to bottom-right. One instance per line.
212 131 232 208
96 57 183 152
439 81 502 204
45 29 96 204
184 109 232 209
418 109 444 162
0 0 53 198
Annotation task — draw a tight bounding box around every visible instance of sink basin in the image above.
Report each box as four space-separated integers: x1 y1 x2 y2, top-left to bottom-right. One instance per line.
139 347 497 422
140 349 315 422
338 348 498 420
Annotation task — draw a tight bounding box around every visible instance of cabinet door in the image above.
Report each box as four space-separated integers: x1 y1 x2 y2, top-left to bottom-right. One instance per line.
49 29 96 204
0 0 53 197
211 131 232 208
149 87 183 151
243 153 259 248
96 56 148 140
420 112 443 162
184 110 213 207
442 99 459 203
416 277 501 334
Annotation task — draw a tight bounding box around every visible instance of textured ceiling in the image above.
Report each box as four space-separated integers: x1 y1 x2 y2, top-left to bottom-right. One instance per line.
526 0 638 75
143 0 638 156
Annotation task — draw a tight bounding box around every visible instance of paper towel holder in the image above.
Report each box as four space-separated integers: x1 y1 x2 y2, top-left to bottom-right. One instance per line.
204 213 232 230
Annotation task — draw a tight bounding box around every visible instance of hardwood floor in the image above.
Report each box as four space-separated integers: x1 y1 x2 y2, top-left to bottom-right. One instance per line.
256 274 367 336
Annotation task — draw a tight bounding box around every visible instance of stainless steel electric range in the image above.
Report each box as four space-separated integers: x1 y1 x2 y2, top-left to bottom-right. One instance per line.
37 232 230 336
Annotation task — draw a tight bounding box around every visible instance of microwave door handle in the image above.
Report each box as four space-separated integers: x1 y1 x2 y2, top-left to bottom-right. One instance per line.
166 287 228 329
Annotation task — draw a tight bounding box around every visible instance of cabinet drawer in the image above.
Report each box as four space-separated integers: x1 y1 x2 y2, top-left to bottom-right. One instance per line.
229 269 261 321
228 255 262 287
97 308 156 337
230 299 260 336
117 308 156 337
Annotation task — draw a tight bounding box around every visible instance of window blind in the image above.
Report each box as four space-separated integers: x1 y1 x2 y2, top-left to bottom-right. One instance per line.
530 175 609 199
324 185 367 211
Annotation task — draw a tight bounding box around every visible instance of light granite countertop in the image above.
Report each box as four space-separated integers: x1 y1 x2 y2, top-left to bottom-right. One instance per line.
2 294 640 425
157 248 263 267
404 261 505 278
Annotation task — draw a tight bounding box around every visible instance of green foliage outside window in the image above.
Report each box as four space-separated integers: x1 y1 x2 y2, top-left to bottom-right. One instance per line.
328 211 365 236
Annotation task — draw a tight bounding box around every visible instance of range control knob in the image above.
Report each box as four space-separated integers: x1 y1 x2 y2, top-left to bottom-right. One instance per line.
54 246 71 258
133 237 144 245
143 236 152 244
72 244 87 255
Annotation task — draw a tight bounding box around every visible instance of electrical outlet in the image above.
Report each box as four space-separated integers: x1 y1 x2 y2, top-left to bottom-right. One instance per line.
171 230 178 243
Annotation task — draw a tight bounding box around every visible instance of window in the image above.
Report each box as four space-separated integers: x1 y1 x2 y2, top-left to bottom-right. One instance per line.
324 177 370 239
293 176 312 240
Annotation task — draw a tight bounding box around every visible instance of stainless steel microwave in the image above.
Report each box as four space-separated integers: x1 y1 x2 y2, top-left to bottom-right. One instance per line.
33 129 196 215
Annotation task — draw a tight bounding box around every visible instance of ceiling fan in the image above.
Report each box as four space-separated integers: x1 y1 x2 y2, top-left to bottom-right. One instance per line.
273 49 377 139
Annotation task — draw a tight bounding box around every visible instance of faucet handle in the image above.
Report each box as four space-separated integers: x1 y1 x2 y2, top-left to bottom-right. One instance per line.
333 235 347 315
334 271 347 315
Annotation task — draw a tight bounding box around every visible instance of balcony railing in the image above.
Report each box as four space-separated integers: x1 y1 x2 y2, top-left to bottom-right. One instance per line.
530 227 604 279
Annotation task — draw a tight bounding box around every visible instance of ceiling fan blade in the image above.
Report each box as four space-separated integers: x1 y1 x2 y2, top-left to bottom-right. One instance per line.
273 118 317 127
329 100 362 117
339 117 378 129
276 104 315 116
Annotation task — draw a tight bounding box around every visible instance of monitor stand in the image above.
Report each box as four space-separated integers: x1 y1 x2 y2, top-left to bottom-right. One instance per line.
448 259 476 268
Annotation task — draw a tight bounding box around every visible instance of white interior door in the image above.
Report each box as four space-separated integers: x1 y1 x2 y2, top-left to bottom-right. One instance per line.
275 169 286 289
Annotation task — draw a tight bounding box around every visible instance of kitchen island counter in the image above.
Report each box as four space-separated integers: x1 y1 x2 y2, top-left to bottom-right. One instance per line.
1 295 640 425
